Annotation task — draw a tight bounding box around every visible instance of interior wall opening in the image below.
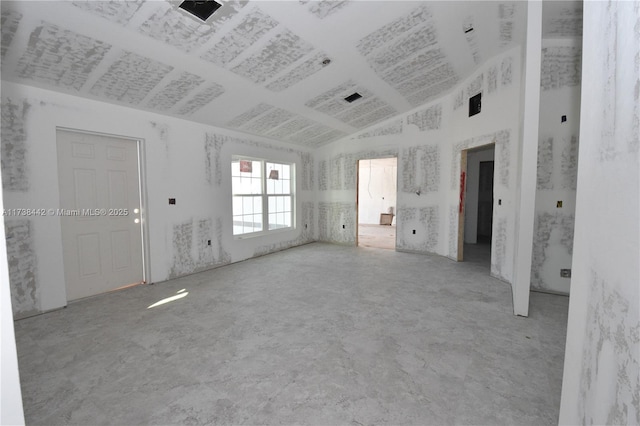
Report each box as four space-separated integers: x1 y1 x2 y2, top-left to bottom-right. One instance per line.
461 144 495 266
356 157 397 250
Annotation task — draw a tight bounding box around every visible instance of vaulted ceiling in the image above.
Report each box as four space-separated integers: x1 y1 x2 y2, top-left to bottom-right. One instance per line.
0 1 578 148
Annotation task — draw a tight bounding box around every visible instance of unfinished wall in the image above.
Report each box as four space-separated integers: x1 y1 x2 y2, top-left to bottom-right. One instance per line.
316 47 523 272
559 2 639 424
1 81 314 318
449 48 522 283
531 38 581 294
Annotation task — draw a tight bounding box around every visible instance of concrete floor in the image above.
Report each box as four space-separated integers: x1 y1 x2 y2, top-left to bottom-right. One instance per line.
14 242 569 425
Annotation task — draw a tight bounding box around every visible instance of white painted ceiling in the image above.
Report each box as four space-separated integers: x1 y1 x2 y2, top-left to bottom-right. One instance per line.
0 1 578 148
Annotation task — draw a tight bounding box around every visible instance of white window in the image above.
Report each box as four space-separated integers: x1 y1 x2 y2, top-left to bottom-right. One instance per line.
232 158 294 236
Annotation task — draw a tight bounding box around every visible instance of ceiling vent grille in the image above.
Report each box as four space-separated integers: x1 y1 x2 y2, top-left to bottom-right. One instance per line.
344 92 362 103
179 0 222 22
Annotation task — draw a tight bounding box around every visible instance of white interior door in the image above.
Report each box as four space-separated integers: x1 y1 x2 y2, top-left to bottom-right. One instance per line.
56 129 143 301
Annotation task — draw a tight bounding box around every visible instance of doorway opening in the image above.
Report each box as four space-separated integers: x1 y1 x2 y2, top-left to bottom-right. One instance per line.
357 157 397 250
459 144 495 266
56 128 147 302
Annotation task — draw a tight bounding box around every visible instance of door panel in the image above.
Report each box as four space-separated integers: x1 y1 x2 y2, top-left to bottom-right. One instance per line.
57 129 143 301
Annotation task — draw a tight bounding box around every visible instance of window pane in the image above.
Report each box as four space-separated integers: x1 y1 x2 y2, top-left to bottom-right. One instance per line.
284 212 291 227
231 161 240 175
251 161 262 178
268 213 277 230
253 214 263 232
251 177 262 194
233 197 242 215
283 196 291 212
243 197 254 214
282 164 290 180
253 197 262 214
276 196 284 212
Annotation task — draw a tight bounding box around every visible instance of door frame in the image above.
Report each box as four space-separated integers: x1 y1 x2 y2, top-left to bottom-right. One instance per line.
56 127 151 294
457 142 496 262
356 156 398 249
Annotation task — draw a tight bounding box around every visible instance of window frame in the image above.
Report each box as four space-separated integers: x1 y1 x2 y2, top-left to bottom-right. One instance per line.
231 156 295 238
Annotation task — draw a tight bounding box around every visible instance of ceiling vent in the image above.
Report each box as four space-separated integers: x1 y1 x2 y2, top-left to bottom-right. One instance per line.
179 0 222 22
344 92 362 103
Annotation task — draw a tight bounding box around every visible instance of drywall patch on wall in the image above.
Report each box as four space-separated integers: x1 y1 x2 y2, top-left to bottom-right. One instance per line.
498 3 516 46
146 71 204 111
17 22 111 91
90 51 173 105
169 218 231 279
463 16 481 65
531 212 575 290
72 0 143 26
407 104 442 131
356 119 403 139
491 217 508 280
318 160 328 191
501 56 513 87
177 83 225 116
448 205 458 259
544 6 583 38
453 90 464 111
401 145 439 194
5 219 39 317
201 8 279 67
397 206 439 253
578 274 640 425
466 73 484 97
561 135 579 190
204 132 226 186
318 202 356 245
231 29 314 84
300 152 313 191
169 221 194 278
495 130 511 188
1 98 30 192
541 46 582 91
1 9 22 59
487 65 498 94
537 136 554 190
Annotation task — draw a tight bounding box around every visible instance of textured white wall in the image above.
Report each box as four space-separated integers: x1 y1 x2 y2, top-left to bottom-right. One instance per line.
559 1 640 424
0 167 25 424
2 81 314 317
316 46 523 279
531 37 582 294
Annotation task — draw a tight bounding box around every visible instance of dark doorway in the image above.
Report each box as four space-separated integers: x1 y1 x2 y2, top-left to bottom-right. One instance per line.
477 161 494 244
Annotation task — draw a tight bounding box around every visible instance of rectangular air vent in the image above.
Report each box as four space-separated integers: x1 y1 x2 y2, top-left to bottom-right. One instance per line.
179 0 222 22
344 92 362 103
469 92 481 117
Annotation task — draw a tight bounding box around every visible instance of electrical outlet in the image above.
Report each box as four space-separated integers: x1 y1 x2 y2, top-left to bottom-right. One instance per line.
557 200 563 208
412 230 416 234
560 269 571 278
169 198 176 205
207 240 211 246
342 224 345 229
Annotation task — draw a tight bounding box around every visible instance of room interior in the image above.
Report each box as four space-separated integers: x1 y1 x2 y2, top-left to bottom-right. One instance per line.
0 0 637 425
